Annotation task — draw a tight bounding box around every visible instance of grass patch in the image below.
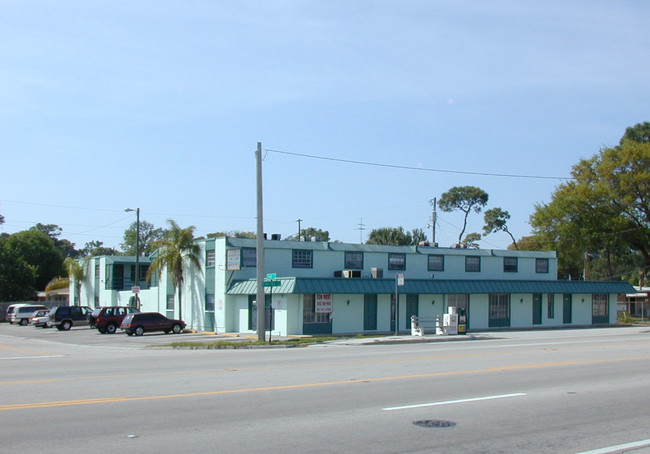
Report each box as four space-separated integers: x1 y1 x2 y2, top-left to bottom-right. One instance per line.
155 336 339 349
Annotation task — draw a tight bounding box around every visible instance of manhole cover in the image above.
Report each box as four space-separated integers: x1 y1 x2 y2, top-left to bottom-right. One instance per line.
413 420 456 428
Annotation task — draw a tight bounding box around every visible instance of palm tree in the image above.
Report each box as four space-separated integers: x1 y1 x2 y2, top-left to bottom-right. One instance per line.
64 256 88 305
147 220 201 321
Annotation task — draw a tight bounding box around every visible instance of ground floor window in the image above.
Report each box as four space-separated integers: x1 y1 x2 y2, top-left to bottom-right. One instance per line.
592 293 609 324
489 294 510 327
303 294 331 324
547 294 555 319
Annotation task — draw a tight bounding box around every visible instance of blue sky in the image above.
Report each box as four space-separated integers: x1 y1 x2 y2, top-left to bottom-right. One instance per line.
2 1 649 251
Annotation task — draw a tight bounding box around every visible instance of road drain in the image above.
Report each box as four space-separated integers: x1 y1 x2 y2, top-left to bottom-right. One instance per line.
413 420 456 428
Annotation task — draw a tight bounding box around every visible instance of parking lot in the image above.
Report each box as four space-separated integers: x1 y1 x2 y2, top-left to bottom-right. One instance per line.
0 320 239 348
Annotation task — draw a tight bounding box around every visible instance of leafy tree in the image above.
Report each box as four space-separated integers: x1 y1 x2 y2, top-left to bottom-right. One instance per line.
64 257 89 305
285 227 330 242
81 241 118 257
4 230 63 290
366 226 427 246
147 220 201 321
207 231 256 239
121 220 166 256
483 208 518 250
30 223 79 258
462 232 481 249
0 236 36 301
530 124 650 281
438 186 489 244
620 121 650 144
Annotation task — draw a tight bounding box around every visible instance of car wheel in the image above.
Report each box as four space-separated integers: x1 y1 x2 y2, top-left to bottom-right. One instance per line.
61 321 72 331
106 323 117 334
20 318 29 326
134 326 144 336
97 327 106 334
172 323 182 334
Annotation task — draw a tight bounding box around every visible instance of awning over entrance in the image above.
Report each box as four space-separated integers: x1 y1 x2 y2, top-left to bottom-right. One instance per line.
227 278 635 295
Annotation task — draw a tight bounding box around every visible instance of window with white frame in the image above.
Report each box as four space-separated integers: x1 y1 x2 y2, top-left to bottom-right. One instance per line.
428 255 444 271
465 256 481 272
292 249 313 268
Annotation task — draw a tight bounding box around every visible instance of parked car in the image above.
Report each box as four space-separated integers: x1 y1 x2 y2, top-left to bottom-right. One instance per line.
95 306 140 334
48 306 92 331
120 312 185 336
9 304 50 325
29 309 51 327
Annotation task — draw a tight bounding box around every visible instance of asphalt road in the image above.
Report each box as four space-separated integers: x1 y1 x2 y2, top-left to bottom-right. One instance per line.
2 323 650 454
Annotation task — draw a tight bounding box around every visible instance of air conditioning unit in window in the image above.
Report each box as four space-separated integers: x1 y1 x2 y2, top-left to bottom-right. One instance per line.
342 270 361 278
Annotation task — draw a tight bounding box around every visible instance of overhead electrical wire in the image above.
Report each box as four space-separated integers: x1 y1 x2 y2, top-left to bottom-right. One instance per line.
265 148 568 181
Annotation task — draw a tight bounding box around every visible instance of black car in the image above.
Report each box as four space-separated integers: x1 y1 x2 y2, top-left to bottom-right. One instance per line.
48 306 92 331
120 312 185 336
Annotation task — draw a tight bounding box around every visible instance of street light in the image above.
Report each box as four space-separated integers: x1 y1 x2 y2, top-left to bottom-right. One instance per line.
125 208 140 308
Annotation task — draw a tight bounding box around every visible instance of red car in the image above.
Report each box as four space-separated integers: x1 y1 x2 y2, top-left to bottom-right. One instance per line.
120 312 185 336
95 306 140 334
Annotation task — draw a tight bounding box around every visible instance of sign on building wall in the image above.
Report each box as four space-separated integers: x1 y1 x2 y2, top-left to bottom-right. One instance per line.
226 249 241 271
315 294 332 313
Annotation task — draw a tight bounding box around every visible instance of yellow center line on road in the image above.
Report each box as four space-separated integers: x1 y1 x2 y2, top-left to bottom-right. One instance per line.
2 354 650 412
0 343 60 357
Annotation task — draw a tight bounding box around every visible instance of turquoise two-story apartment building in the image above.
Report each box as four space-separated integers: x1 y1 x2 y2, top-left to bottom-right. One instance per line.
73 237 634 335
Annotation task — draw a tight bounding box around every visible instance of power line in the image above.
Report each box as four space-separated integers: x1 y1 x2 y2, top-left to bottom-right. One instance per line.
265 148 568 180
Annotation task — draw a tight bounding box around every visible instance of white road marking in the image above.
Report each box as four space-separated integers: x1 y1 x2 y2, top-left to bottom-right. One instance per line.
575 439 650 454
382 392 526 411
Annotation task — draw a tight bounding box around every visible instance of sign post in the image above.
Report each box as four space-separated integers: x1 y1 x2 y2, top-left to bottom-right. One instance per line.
262 273 280 342
395 274 404 335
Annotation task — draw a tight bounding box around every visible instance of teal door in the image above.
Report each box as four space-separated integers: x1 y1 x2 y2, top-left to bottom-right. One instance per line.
406 294 419 330
532 294 542 325
364 294 377 331
563 294 572 324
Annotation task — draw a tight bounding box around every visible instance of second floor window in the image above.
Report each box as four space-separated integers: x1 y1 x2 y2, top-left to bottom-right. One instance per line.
345 251 363 269
242 247 256 267
536 258 549 273
206 250 215 267
465 256 481 272
503 257 518 272
428 255 444 271
292 249 313 268
388 253 406 270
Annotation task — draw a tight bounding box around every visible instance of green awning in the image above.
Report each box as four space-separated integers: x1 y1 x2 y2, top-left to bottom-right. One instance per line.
227 278 635 295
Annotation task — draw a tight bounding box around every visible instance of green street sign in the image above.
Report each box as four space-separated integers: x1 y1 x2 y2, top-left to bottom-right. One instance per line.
266 273 277 280
263 280 281 287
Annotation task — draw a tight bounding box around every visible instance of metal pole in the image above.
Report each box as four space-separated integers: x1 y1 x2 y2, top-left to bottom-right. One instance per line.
394 276 398 336
135 208 140 309
255 142 266 341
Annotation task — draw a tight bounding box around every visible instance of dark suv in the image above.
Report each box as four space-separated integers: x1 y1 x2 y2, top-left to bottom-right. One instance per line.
48 306 92 331
120 312 185 336
95 306 140 334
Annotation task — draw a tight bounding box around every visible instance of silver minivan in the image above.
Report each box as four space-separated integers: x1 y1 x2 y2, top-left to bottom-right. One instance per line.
8 304 50 325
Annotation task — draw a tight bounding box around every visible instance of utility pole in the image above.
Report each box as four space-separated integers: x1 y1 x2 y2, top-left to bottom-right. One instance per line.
255 142 266 341
297 219 302 240
428 198 437 245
